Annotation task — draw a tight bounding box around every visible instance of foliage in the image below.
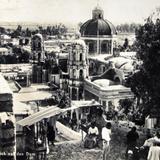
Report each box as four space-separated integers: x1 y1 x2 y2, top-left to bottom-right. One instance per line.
7 23 68 38
119 99 134 115
123 38 129 50
0 45 30 64
38 24 67 37
0 27 6 34
126 12 160 116
116 23 141 33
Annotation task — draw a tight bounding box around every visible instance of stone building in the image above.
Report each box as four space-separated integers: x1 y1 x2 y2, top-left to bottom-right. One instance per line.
31 33 45 63
0 73 16 159
80 5 117 56
31 34 50 83
84 78 134 111
67 40 89 100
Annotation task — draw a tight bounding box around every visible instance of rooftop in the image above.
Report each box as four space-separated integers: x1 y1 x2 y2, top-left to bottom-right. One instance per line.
0 73 12 95
14 84 53 102
93 81 128 90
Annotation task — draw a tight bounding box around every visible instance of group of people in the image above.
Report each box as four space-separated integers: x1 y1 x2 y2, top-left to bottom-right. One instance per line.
84 121 112 160
126 126 160 160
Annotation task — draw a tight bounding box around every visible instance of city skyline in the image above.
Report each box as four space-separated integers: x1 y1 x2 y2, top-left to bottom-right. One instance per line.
0 0 160 25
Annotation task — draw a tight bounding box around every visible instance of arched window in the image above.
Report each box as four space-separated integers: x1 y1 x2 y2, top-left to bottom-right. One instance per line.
73 52 76 61
79 85 83 100
80 53 82 61
79 70 83 80
114 77 120 84
101 43 107 53
90 62 94 68
32 42 36 50
102 66 106 73
38 42 41 49
89 43 94 52
72 88 77 100
73 69 76 78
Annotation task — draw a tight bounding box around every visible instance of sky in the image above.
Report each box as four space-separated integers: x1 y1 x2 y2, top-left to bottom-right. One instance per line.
0 0 160 25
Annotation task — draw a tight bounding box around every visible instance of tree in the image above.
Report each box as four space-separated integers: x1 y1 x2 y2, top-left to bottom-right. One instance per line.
0 27 6 34
126 13 160 119
123 38 129 50
25 28 31 37
46 26 52 35
116 23 140 33
11 25 23 38
20 50 30 63
119 99 134 115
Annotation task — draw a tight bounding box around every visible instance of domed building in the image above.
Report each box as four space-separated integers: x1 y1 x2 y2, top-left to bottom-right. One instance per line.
80 5 117 56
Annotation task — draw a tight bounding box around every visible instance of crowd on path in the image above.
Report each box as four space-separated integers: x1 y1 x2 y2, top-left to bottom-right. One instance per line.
44 104 160 160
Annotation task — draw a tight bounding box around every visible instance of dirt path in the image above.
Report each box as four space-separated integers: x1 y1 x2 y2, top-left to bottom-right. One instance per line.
48 123 147 160
48 126 128 160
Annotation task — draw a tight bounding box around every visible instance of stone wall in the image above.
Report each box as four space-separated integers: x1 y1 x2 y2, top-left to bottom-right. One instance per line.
0 74 16 160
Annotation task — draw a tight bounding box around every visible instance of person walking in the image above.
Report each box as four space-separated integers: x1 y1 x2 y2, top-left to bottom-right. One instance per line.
126 126 139 158
102 122 112 160
47 122 55 146
127 126 139 148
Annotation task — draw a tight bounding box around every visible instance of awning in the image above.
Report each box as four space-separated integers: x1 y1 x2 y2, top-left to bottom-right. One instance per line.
16 100 101 126
16 106 63 126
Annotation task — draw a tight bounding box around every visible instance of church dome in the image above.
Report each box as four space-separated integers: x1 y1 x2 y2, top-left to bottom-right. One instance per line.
80 19 116 36
80 6 116 36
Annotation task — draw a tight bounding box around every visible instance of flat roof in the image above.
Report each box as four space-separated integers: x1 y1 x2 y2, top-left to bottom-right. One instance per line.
13 84 52 102
85 79 131 92
14 91 52 102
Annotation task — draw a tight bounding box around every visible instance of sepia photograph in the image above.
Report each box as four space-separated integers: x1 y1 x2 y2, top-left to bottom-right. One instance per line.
0 0 160 159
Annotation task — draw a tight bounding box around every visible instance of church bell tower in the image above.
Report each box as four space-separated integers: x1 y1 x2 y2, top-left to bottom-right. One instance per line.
68 40 89 100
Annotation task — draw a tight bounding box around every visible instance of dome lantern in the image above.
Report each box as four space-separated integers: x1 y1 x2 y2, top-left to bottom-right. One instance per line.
92 5 104 19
